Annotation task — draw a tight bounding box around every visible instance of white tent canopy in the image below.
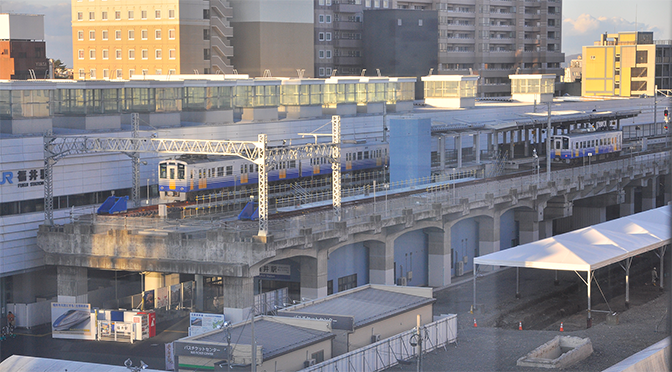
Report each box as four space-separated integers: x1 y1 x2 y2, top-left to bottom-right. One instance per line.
474 206 670 271
473 206 671 328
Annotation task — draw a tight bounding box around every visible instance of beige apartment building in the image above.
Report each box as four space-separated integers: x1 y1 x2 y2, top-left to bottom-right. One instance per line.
71 0 233 80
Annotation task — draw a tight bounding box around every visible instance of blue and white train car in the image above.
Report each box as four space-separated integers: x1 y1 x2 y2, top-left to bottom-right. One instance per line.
159 142 388 202
551 130 622 163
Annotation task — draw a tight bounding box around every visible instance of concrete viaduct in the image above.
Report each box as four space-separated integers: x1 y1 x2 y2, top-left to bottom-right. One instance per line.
37 151 670 322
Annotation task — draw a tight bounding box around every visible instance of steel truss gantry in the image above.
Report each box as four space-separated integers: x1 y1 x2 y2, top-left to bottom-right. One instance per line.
44 116 343 237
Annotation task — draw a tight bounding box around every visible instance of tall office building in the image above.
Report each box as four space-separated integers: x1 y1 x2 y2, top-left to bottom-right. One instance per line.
315 0 564 96
0 14 48 80
71 0 234 80
582 31 657 97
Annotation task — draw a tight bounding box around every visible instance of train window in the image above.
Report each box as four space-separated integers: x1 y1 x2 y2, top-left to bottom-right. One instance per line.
217 167 224 177
226 166 232 175
290 160 296 168
178 164 185 180
212 168 215 177
562 138 569 149
207 169 211 178
169 168 175 180
358 152 362 160
199 169 202 179
364 151 369 159
159 164 167 178
241 165 245 174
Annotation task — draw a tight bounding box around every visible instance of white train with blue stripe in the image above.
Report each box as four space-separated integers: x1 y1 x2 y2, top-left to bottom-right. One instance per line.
551 129 622 163
159 142 389 202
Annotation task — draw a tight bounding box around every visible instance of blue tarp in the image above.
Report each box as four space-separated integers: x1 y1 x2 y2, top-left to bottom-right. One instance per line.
97 196 128 214
237 201 258 220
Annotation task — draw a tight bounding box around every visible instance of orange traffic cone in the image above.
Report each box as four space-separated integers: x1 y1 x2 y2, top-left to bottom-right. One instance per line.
560 322 564 332
518 321 523 331
473 318 478 328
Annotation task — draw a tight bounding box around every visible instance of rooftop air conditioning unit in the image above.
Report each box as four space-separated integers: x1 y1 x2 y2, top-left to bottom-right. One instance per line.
371 334 381 343
457 261 465 276
397 277 408 286
304 359 316 368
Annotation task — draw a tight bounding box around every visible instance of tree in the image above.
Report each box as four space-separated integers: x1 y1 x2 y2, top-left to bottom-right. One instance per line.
50 59 72 79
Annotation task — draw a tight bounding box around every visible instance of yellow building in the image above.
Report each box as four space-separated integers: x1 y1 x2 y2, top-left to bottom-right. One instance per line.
582 31 655 97
71 0 233 80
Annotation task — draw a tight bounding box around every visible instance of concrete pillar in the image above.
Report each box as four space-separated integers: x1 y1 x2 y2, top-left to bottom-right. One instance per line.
144 272 165 291
488 132 494 155
509 131 515 159
439 135 446 170
57 266 88 303
300 252 328 301
620 187 635 217
539 220 554 239
456 134 463 168
426 229 451 287
573 205 606 229
516 210 539 245
477 214 500 257
366 241 394 285
222 276 254 324
524 127 529 157
475 132 481 164
664 176 671 205
642 178 656 210
195 274 204 312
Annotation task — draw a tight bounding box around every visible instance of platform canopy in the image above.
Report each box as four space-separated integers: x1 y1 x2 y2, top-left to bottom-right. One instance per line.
474 206 671 272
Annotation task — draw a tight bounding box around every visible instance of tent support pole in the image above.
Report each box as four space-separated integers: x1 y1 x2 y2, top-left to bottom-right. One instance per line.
472 265 477 314
554 270 559 286
625 257 632 309
515 267 521 299
587 270 592 329
660 246 666 291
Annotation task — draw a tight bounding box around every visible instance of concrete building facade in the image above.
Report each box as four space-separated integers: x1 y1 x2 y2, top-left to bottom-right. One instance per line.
0 14 48 80
582 31 657 97
71 0 234 80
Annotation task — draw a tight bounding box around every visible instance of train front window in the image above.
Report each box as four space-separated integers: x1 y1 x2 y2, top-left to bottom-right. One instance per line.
159 164 167 179
169 168 175 180
177 164 185 180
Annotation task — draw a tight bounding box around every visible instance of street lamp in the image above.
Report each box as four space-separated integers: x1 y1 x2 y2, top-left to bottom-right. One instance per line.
384 183 389 215
532 148 539 185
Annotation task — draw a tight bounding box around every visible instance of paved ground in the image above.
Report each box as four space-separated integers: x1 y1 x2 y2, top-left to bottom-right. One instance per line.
393 264 669 372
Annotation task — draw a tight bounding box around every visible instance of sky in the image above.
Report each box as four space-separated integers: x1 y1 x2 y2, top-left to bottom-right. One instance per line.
1 0 671 67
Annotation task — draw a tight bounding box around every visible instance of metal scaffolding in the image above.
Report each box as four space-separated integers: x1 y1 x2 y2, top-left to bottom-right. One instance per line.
43 116 343 237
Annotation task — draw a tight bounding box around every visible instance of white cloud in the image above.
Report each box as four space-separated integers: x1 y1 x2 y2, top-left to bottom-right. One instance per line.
3 1 73 66
563 14 661 56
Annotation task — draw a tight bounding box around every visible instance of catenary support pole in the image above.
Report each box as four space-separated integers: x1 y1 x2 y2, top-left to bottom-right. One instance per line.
587 270 592 328
546 102 552 182
660 246 666 290
472 265 477 313
515 267 521 299
625 257 632 308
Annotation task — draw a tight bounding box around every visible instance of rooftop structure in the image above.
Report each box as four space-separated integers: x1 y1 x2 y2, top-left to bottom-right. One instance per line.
0 13 48 80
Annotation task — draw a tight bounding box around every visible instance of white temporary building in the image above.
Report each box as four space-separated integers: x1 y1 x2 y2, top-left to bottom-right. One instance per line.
473 206 671 327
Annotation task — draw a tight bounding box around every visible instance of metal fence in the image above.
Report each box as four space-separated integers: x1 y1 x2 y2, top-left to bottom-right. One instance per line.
301 314 457 372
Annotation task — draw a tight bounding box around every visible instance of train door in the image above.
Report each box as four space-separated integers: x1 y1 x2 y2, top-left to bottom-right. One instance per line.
167 162 177 190
553 137 562 158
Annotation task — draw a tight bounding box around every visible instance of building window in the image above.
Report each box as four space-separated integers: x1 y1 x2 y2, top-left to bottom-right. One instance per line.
169 9 175 19
169 29 176 39
155 29 161 40
203 9 210 19
169 69 176 75
319 32 324 41
115 30 121 40
326 0 331 5
204 49 210 60
636 50 648 64
319 0 324 5
141 10 147 19
103 69 109 78
89 11 95 20
102 30 108 40
90 69 96 79
337 273 357 292
77 30 84 40
89 49 95 59
116 69 122 78
116 49 122 59
155 69 162 75
319 67 325 76
155 49 162 59
129 49 135 59
326 15 331 23
203 29 210 40
115 11 121 20
129 69 135 77
77 12 83 21
326 32 331 41
319 14 324 23
78 49 84 59
102 11 108 20
169 49 176 59
142 69 148 75
326 50 332 59
79 69 85 78
102 49 109 59
142 49 148 59
89 30 95 40
128 30 135 40
155 10 161 19
141 29 148 40
326 67 332 76
319 50 324 59
128 10 134 20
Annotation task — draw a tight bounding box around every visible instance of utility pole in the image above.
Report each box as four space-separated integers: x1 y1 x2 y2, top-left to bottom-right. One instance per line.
546 102 552 182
